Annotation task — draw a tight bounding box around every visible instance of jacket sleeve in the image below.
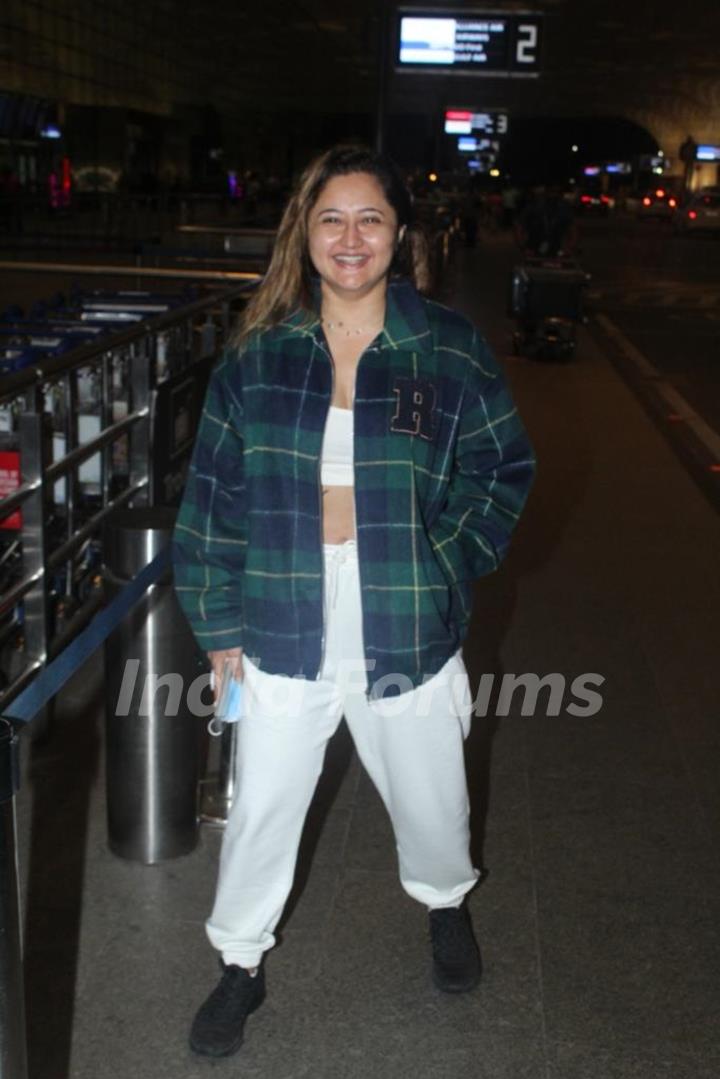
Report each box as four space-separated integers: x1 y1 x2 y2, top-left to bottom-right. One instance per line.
429 330 535 584
171 351 247 651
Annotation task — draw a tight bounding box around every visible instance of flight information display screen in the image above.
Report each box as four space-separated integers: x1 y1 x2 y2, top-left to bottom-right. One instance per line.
398 13 542 75
444 109 509 135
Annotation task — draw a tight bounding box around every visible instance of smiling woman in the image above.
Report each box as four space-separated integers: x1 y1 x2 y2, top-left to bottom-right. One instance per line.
172 143 536 1059
308 172 402 304
235 144 428 339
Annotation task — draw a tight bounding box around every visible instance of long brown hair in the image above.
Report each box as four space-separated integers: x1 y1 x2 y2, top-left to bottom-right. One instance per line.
234 145 430 344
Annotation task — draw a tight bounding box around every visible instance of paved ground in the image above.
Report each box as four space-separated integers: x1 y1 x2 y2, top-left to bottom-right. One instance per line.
577 214 720 440
13 233 720 1078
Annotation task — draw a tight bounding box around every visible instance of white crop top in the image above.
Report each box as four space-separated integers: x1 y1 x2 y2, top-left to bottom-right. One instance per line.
320 406 354 486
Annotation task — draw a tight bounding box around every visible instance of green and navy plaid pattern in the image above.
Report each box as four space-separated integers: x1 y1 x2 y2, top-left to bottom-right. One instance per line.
172 278 535 697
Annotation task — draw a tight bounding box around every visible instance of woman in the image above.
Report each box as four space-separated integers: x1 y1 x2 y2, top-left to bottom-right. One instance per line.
172 145 535 1058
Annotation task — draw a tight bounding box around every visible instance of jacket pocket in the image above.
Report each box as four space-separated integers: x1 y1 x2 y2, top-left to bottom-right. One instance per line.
414 524 454 632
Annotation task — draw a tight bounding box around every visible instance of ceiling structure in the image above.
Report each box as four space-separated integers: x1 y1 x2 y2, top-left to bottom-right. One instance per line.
534 0 720 149
2 0 717 163
198 0 720 154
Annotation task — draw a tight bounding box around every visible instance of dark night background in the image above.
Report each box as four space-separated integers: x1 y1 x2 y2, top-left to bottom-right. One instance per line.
1 0 718 188
2 6 720 1079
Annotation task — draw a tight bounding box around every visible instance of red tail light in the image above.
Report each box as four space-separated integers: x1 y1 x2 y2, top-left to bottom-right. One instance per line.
642 197 652 206
688 210 698 220
601 195 610 203
581 195 592 203
655 188 665 198
668 198 677 208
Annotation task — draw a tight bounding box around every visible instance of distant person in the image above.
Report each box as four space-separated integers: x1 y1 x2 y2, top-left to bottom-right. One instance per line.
515 185 577 257
173 144 535 1058
501 184 520 229
244 171 261 217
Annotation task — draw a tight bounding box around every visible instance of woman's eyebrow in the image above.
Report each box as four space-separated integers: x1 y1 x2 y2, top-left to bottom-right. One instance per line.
316 206 386 214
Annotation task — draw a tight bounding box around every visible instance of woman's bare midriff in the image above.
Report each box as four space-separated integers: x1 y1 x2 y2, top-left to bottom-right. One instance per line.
320 322 381 546
322 485 356 544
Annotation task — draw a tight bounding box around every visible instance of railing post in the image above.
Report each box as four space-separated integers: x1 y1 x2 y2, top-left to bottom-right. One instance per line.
128 338 151 505
18 411 52 741
18 412 51 668
103 510 203 862
0 717 28 1079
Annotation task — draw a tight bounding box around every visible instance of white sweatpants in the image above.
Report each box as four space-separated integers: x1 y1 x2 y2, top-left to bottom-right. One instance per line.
206 540 481 969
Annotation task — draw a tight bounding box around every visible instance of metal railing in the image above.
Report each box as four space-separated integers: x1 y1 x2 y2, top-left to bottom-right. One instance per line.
0 542 173 1079
0 189 262 249
0 270 259 714
134 226 276 275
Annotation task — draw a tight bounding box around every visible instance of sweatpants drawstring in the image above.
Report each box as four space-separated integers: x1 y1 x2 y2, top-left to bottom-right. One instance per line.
324 541 357 610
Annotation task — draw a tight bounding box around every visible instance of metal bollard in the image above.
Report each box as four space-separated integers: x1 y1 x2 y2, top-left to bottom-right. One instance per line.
103 507 206 863
0 717 29 1079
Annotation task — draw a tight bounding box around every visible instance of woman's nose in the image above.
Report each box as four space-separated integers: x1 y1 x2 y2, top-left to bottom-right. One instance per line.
340 220 362 246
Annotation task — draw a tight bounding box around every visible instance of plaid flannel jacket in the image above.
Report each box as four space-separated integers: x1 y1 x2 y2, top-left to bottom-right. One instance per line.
172 277 535 697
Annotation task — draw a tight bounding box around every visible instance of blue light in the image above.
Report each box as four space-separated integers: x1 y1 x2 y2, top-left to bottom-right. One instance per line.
41 125 62 139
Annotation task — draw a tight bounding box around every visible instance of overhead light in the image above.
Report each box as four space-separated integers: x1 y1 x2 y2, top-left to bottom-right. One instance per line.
489 168 500 177
428 172 438 182
571 145 579 152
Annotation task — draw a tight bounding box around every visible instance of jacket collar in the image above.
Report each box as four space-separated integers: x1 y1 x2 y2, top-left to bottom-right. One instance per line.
274 277 433 354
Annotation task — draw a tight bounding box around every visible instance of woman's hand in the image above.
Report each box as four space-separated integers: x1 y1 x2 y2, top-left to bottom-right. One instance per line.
207 647 244 703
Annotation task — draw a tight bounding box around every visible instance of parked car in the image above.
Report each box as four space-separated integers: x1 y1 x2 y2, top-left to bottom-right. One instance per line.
637 187 679 220
576 190 613 216
674 191 720 233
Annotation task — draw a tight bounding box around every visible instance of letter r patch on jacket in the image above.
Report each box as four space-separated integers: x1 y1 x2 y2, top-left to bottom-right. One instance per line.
390 376 438 441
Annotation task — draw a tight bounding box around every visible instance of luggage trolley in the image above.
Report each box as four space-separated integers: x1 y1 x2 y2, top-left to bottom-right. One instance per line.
509 257 591 361
0 324 107 368
74 287 197 319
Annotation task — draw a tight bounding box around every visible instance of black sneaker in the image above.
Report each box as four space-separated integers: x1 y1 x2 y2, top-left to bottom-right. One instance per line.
189 960 266 1057
429 904 482 993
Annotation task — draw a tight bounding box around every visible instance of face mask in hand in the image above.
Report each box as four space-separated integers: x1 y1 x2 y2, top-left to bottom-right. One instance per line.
208 669 243 736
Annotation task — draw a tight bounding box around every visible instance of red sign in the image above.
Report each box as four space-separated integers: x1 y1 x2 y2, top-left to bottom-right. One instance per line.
0 451 22 529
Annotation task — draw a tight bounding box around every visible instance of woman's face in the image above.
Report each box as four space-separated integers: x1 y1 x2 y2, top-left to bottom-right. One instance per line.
307 172 403 302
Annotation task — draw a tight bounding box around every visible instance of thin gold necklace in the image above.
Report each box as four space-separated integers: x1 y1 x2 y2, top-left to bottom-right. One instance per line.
321 317 383 338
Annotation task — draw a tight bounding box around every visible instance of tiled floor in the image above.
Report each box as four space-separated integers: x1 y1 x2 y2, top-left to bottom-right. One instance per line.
14 234 720 1078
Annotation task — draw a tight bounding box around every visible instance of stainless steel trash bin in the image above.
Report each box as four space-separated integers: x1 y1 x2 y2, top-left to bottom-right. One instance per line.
103 506 204 863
